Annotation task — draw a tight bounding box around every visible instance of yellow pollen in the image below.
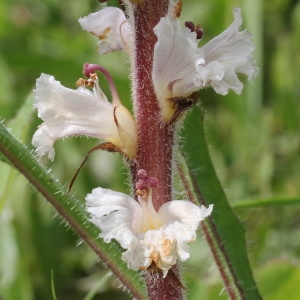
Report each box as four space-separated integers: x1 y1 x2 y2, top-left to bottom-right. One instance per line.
98 27 110 40
162 239 172 256
150 250 159 265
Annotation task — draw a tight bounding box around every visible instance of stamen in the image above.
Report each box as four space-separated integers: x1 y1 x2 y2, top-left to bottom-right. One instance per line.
184 21 204 40
136 178 147 191
173 0 183 18
137 169 148 180
76 77 95 88
184 21 195 32
195 25 204 39
136 169 159 190
147 177 159 188
83 63 122 106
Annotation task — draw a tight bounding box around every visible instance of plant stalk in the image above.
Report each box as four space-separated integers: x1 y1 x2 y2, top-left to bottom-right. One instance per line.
130 0 183 299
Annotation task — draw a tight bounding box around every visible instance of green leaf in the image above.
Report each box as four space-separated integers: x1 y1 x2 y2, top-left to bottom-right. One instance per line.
178 106 262 300
7 92 34 141
51 270 58 300
107 0 121 8
83 272 113 300
0 92 34 167
0 92 35 210
0 123 146 300
0 148 11 166
232 196 300 208
256 260 300 300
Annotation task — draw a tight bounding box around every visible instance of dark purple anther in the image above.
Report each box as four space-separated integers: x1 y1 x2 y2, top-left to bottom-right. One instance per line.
195 25 204 39
185 21 195 32
185 21 204 40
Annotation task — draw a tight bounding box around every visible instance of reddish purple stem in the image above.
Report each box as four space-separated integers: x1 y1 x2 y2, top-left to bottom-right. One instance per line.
132 1 183 299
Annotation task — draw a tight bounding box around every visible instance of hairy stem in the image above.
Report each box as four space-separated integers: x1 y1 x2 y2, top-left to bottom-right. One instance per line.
144 265 184 300
130 1 183 299
132 0 173 210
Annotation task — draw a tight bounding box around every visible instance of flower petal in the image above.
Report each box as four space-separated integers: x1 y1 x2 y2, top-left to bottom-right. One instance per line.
159 201 213 260
32 74 132 160
85 187 213 277
152 16 204 122
195 8 259 94
78 7 131 55
152 8 258 122
86 188 142 249
140 230 178 276
114 105 138 157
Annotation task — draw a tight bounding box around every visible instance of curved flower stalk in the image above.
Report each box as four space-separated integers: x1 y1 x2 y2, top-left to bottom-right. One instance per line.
32 70 137 161
86 186 213 277
79 7 133 55
152 8 259 123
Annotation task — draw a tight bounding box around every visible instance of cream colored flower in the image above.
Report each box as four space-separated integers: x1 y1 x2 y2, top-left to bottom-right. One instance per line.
32 73 137 160
86 187 213 277
152 8 259 123
79 7 132 55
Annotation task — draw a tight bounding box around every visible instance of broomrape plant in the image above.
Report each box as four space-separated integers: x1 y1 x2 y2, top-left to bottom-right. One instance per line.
0 0 262 299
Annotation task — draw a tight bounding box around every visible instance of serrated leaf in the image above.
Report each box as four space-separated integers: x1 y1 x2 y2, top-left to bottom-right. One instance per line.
178 106 262 300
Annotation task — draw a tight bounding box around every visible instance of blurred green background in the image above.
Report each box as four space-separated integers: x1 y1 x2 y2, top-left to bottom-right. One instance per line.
0 0 300 299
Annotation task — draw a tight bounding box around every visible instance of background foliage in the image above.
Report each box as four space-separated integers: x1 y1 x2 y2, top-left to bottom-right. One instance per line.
0 0 299 299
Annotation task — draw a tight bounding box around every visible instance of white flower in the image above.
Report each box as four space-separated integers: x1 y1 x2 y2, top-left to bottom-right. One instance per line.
152 8 259 123
86 187 213 277
32 73 137 161
79 7 132 55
